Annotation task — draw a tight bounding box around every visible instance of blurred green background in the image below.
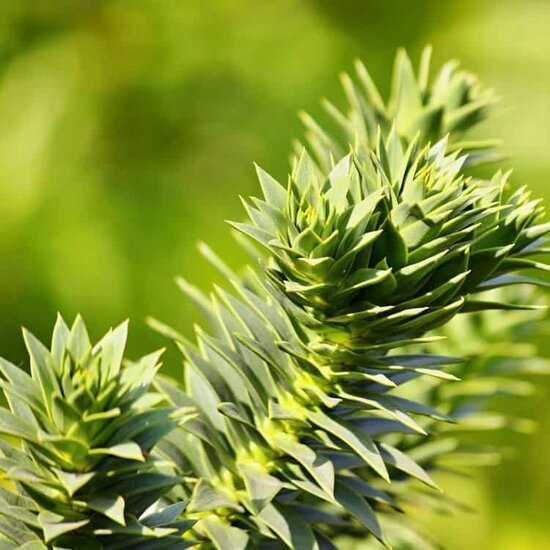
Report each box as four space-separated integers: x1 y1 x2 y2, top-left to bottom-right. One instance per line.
0 1 548 548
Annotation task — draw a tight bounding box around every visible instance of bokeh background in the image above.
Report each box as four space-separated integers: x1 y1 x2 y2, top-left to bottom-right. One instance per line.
0 1 548 548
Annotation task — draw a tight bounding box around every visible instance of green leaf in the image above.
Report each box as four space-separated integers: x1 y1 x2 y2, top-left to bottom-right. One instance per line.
335 268 392 299
238 462 284 514
96 321 128 379
0 409 36 441
141 502 187 528
38 512 89 544
87 495 125 526
89 442 144 462
51 314 70 366
228 221 273 248
379 443 439 490
255 164 288 211
390 49 422 128
187 480 238 513
373 217 408 268
270 432 334 498
217 402 255 429
257 503 319 550
22 329 58 411
334 480 384 543
462 300 545 313
67 315 92 362
201 517 249 550
53 470 95 497
307 410 389 481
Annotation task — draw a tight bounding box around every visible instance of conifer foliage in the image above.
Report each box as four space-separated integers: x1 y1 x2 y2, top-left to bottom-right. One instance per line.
0 316 196 549
0 48 548 549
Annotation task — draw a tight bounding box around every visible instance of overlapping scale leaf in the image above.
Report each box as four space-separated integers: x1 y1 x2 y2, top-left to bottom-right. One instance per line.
395 287 549 473
290 47 550 545
298 46 499 173
226 48 549 546
0 315 196 549
150 48 549 549
336 288 550 548
294 46 550 312
235 132 548 353
291 44 550 478
147 248 463 549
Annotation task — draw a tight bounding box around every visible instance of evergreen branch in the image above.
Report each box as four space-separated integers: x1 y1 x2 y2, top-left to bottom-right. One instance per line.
157 49 549 548
0 316 196 549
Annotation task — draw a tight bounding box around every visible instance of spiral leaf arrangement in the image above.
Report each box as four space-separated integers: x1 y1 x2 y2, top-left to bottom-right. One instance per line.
152 48 549 549
0 316 196 549
0 48 548 550
294 47 550 546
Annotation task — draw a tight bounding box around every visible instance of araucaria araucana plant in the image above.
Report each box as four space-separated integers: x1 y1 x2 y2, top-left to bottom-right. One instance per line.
0 316 196 549
0 48 548 550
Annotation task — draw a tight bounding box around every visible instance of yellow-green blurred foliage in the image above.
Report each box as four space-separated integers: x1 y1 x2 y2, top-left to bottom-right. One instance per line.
0 1 548 548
